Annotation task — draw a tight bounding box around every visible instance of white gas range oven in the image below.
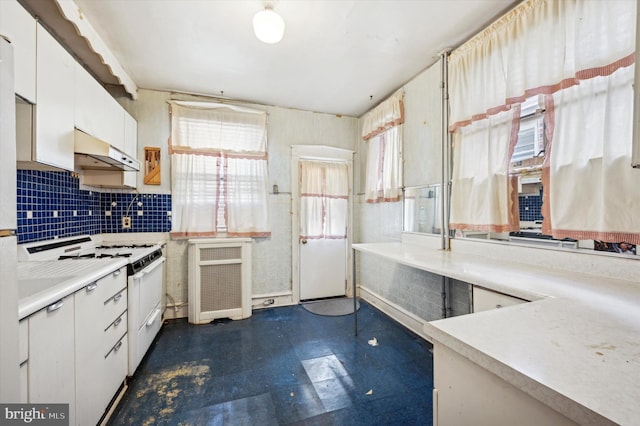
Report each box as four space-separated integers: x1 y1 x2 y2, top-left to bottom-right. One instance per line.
18 235 166 376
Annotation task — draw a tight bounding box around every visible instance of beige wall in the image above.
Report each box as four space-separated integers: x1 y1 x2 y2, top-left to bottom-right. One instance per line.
114 56 446 319
355 59 458 322
117 90 360 314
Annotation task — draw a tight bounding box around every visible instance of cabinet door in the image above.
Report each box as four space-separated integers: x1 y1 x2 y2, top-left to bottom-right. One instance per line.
74 62 101 138
0 39 16 231
434 343 577 426
28 295 75 425
123 112 138 188
472 286 527 313
35 24 75 171
75 282 106 426
18 319 28 403
75 62 125 150
0 0 36 103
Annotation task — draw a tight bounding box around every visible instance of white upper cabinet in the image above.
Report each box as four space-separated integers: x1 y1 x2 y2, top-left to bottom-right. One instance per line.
123 111 138 188
35 24 75 171
74 62 125 150
0 0 36 103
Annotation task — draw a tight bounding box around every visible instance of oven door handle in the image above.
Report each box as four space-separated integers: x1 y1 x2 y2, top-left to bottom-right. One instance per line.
132 257 165 281
146 308 162 327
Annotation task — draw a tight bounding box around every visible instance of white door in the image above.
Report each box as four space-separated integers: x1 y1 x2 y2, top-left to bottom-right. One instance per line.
292 146 353 301
300 238 346 300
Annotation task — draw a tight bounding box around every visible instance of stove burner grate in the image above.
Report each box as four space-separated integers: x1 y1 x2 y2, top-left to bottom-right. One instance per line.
97 253 132 259
96 243 155 249
59 253 96 260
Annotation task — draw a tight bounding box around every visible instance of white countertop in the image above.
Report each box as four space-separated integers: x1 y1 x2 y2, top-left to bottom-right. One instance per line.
17 258 128 319
353 241 640 425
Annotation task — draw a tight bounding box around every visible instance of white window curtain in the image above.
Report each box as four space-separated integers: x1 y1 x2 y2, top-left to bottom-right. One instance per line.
299 161 349 239
448 0 638 240
542 65 640 244
449 0 635 131
170 101 270 237
450 108 520 232
362 90 404 203
364 126 402 203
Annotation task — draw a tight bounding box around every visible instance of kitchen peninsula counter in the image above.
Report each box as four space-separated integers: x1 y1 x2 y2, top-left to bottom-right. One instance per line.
353 236 640 425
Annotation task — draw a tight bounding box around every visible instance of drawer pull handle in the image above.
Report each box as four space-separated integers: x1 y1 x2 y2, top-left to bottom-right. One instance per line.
47 299 64 313
114 317 123 327
113 269 121 276
113 340 123 352
113 293 123 302
86 283 98 292
495 304 503 309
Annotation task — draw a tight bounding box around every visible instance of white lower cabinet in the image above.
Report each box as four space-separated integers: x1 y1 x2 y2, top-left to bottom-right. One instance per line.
18 319 28 403
75 267 127 426
22 267 129 426
433 343 577 426
28 294 76 425
472 286 528 313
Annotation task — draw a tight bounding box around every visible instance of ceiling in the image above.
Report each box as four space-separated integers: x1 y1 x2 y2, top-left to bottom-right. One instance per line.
27 0 519 117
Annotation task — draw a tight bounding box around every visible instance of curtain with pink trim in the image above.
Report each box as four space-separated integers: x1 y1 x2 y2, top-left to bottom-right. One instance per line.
448 0 638 242
299 161 349 239
170 101 270 237
450 108 520 232
364 126 402 203
362 90 404 203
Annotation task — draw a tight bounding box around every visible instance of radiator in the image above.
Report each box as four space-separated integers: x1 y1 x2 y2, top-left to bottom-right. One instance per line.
188 238 252 324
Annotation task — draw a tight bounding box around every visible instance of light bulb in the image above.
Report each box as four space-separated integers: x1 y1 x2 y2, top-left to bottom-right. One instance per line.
253 8 285 44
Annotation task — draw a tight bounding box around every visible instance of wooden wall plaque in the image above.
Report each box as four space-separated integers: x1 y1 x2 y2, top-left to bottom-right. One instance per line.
144 147 161 185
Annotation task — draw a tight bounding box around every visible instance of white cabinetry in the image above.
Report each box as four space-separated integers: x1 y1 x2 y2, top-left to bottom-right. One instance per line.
123 111 138 188
75 62 138 189
18 319 28 403
0 0 36 103
74 62 125 150
75 267 127 426
433 343 577 426
28 295 76 425
33 24 75 171
472 286 528 313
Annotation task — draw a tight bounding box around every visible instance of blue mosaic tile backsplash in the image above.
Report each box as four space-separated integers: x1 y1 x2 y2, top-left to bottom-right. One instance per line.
17 170 172 244
519 194 543 222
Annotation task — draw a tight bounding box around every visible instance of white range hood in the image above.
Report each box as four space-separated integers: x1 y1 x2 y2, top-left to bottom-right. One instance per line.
74 129 139 172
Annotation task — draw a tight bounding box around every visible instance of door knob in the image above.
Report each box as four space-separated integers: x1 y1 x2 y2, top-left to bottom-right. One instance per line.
301 239 308 244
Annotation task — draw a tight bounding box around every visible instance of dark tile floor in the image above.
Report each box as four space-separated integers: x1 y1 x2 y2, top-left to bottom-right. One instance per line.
107 300 434 425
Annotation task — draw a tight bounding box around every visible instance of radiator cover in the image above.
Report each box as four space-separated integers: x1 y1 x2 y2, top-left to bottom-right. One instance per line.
188 238 252 324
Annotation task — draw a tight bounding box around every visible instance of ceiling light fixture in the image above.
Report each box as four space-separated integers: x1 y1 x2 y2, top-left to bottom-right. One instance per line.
253 6 285 44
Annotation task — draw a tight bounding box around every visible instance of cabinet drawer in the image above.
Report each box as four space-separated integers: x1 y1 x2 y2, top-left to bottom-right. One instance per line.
98 267 126 302
473 286 528 313
103 288 127 329
103 311 127 356
77 267 126 307
103 334 128 405
18 318 28 364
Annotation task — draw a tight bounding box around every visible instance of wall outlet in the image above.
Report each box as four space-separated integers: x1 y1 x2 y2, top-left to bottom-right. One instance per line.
122 216 131 229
